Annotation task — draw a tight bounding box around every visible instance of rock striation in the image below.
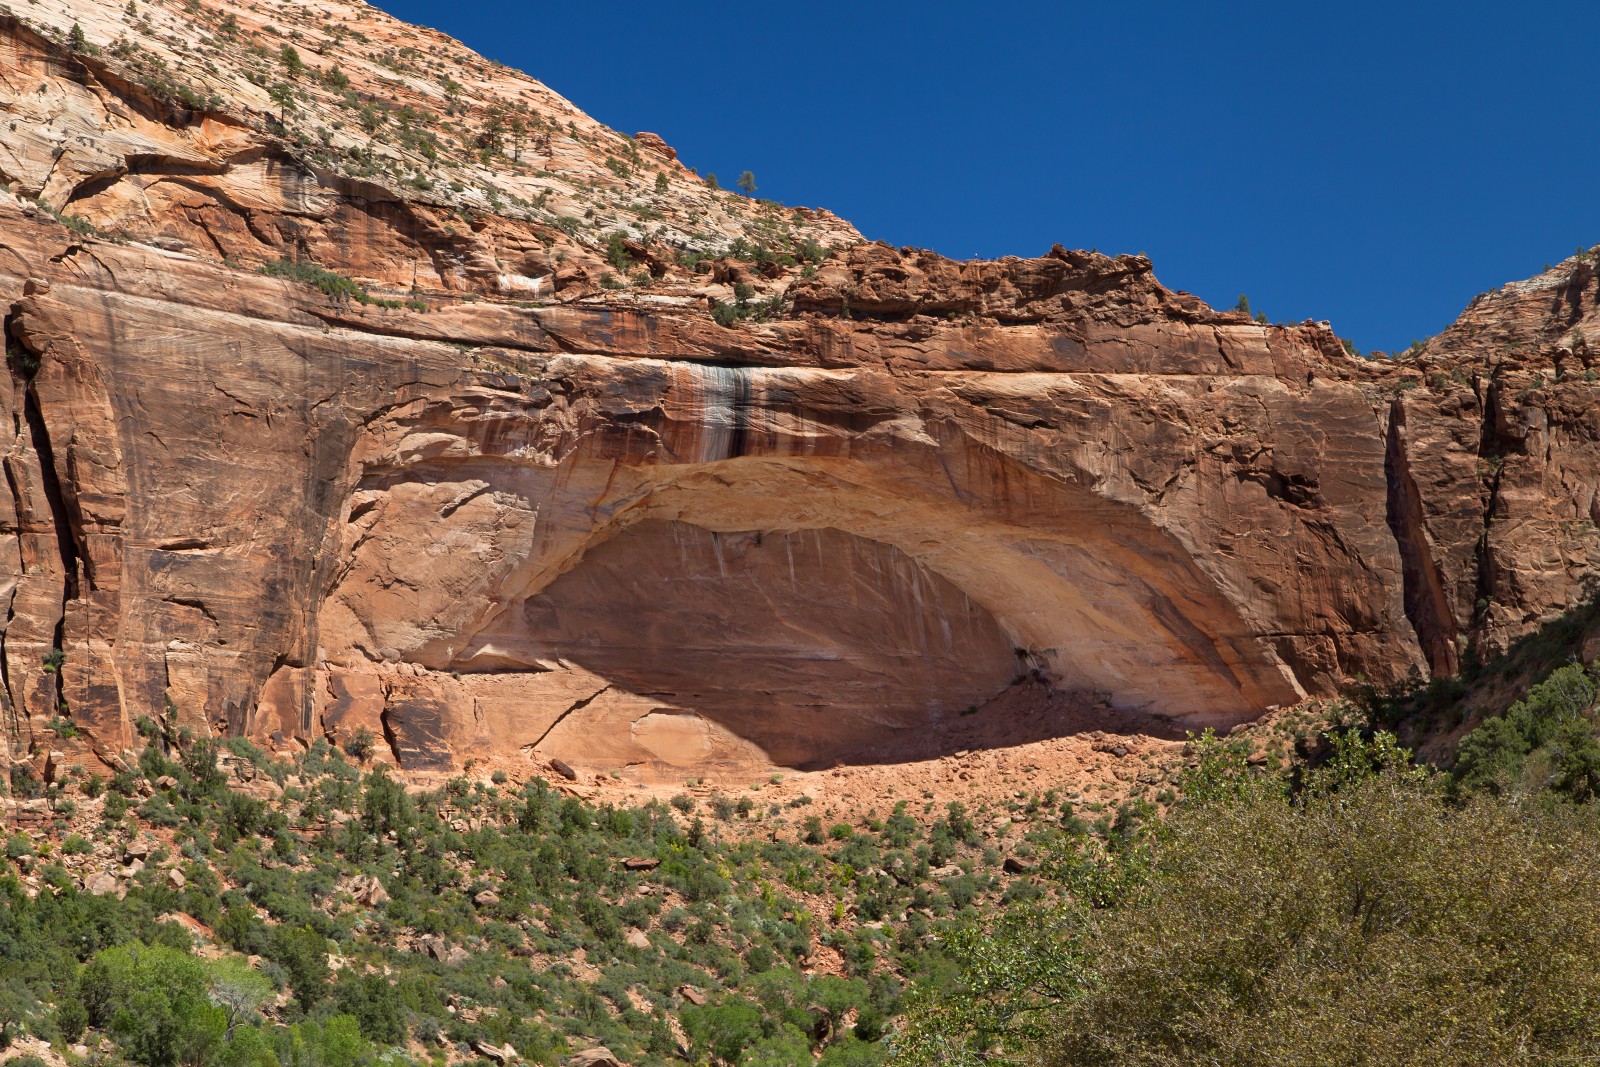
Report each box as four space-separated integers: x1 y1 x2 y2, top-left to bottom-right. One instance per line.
1 0 1597 778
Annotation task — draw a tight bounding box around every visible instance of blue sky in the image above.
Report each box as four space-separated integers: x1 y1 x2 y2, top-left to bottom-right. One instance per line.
377 0 1599 354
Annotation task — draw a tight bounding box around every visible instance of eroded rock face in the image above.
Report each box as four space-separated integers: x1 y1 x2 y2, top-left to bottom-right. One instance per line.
2 0 1597 779
2 204 1587 777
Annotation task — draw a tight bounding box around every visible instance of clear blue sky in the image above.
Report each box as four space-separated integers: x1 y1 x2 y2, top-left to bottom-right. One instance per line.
377 0 1599 354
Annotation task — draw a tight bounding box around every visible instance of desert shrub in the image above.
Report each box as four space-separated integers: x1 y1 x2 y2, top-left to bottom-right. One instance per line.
897 731 1600 1066
1453 662 1600 800
259 258 367 302
342 727 376 762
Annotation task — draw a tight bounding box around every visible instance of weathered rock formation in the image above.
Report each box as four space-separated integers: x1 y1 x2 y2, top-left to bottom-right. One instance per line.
1 0 1597 778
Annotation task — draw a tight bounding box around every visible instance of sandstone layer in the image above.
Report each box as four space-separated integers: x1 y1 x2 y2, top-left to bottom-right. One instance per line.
1 0 1597 780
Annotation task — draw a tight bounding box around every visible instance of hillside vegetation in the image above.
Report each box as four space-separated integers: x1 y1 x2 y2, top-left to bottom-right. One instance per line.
8 649 1600 1066
895 621 1600 1066
1 718 1109 1067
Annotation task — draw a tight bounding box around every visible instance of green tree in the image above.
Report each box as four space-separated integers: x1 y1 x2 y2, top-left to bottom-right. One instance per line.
206 958 274 1038
331 971 406 1044
1453 712 1531 795
68 23 87 51
737 170 758 196
821 1037 889 1065
744 1024 813 1066
294 1015 370 1067
604 231 633 272
279 44 304 78
79 943 226 1067
1453 662 1600 801
342 727 376 762
682 999 764 1066
268 925 330 1012
212 1025 277 1067
267 82 297 116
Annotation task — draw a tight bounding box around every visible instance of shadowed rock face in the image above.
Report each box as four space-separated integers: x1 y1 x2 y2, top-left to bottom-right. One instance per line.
512 521 1020 769
1 1 1597 777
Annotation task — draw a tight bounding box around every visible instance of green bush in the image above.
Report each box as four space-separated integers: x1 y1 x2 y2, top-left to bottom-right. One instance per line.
258 259 410 310
267 925 330 1012
259 258 367 302
1454 662 1600 800
898 731 1600 1066
54 997 88 1041
79 943 225 1067
683 998 765 1065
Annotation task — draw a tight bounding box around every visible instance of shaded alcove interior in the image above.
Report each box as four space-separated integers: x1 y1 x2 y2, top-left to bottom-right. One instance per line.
509 519 1024 768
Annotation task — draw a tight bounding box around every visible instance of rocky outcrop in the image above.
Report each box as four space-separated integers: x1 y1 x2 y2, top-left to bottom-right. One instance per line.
1 0 1597 780
0 1 856 300
1378 252 1600 670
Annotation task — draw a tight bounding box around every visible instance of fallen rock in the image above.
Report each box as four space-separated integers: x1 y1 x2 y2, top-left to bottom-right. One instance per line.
625 928 651 950
566 1049 623 1067
419 936 470 966
473 1040 518 1064
85 872 119 896
548 758 579 782
621 856 660 871
354 875 390 907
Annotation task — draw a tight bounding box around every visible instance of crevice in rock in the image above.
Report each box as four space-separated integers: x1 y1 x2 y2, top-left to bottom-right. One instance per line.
379 701 402 765
526 684 611 752
1471 374 1513 638
1384 397 1458 675
4 318 77 729
0 311 22 735
22 372 81 605
162 596 217 624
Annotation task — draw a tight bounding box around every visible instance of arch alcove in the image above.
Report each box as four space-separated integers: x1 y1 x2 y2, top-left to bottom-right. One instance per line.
499 519 1020 767
313 359 1312 771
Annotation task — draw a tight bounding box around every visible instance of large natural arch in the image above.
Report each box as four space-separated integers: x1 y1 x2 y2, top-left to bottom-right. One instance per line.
306 356 1310 770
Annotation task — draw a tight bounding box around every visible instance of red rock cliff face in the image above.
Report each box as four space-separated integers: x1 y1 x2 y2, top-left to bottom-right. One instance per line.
1 0 1597 778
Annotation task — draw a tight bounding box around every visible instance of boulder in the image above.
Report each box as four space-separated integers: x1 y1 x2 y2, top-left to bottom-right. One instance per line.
473 1041 517 1065
85 872 120 896
566 1048 623 1067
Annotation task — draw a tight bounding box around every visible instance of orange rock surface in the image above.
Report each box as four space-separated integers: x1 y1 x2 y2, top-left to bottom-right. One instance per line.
1 0 1597 782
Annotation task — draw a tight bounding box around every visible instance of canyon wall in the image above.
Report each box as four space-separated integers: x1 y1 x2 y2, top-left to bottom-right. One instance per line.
1 0 1597 778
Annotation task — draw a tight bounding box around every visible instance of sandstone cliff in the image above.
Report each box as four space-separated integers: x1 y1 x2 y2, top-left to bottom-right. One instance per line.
1 0 1596 779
